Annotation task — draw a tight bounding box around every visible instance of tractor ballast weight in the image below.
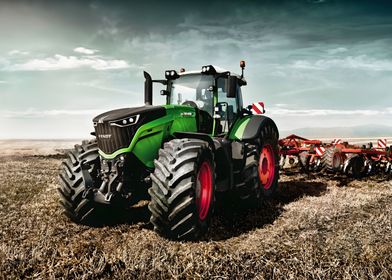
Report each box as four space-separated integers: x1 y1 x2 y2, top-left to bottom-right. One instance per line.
58 62 280 240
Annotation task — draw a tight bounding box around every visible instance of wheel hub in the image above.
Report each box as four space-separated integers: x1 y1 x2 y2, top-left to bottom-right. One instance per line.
196 161 213 221
258 144 275 190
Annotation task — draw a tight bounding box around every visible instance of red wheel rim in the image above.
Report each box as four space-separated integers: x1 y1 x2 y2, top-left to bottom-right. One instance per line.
258 144 275 190
196 161 213 221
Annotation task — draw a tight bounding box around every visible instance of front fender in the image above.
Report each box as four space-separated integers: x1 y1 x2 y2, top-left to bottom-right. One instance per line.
173 132 216 152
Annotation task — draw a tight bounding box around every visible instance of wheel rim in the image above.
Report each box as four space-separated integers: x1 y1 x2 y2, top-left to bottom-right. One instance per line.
258 144 275 190
196 161 213 221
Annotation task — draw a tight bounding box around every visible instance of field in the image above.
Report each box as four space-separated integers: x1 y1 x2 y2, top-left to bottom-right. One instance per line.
0 141 391 279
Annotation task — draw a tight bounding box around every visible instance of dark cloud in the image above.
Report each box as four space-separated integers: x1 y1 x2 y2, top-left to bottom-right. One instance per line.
1 0 392 137
88 0 392 55
2 0 392 50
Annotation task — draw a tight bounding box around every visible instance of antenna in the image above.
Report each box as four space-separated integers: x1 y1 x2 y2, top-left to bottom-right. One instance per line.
240 60 245 78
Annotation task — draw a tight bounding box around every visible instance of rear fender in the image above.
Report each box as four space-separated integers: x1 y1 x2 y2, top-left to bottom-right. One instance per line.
229 115 279 141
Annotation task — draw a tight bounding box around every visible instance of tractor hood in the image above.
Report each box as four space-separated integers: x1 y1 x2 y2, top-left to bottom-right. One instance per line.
93 105 165 123
93 105 166 155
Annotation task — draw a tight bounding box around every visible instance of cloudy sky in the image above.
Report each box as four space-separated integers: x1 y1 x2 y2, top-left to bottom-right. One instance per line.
1 0 392 138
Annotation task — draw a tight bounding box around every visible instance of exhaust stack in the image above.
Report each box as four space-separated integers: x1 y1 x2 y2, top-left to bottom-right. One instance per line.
144 71 153 105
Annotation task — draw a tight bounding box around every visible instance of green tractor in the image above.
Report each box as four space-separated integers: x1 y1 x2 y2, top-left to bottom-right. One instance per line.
58 61 279 240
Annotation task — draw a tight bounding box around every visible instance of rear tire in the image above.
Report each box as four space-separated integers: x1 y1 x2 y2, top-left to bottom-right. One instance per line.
148 138 215 240
58 139 101 224
255 122 279 197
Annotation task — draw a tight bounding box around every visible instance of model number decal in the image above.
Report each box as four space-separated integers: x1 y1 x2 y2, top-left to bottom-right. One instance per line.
180 112 194 117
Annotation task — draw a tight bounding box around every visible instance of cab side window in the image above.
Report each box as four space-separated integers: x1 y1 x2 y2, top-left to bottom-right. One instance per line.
216 78 239 133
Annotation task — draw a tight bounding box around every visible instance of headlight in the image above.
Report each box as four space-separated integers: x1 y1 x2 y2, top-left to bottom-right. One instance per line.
109 114 140 127
201 65 216 74
165 69 179 79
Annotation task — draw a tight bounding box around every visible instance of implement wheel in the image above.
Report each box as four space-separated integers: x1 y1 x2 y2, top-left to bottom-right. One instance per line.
322 146 345 173
299 152 311 173
343 155 365 179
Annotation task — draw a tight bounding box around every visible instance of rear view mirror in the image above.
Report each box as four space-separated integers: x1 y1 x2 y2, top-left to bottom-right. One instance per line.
208 85 216 92
215 102 228 113
227 76 237 98
214 102 228 119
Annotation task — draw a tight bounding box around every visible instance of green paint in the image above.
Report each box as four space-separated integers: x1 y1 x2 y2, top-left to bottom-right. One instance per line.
99 105 197 167
229 116 251 140
132 127 165 168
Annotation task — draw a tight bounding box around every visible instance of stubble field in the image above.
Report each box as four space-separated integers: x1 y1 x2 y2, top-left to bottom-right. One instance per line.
0 141 391 279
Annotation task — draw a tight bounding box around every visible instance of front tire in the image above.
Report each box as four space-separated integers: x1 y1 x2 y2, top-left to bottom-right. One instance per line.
148 138 215 240
58 139 101 224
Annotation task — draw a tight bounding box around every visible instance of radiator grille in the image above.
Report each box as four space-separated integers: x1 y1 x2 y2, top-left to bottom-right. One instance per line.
93 107 166 155
95 122 136 155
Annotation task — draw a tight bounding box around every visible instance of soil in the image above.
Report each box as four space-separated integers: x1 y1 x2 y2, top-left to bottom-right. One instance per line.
0 141 391 279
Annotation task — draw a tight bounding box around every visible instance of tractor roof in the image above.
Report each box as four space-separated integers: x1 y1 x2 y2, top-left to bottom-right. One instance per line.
178 65 246 84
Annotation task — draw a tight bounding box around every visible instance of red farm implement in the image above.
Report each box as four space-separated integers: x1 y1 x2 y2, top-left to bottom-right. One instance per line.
279 135 392 178
279 134 326 172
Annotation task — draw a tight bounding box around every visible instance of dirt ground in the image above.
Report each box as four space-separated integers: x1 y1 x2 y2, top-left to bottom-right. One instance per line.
0 141 391 279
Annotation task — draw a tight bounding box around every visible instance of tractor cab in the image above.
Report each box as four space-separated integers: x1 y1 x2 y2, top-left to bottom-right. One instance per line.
144 62 247 136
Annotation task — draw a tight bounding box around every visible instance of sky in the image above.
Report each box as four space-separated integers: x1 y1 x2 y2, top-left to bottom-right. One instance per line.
1 0 392 138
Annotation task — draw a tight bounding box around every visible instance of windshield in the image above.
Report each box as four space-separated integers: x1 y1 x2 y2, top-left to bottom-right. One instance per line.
169 74 215 116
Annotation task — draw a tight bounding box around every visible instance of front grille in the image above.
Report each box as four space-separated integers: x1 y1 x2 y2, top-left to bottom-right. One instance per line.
93 107 166 155
95 122 136 154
